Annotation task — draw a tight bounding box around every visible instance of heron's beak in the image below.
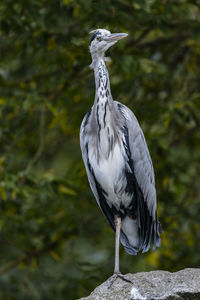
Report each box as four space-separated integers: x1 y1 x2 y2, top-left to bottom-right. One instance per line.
104 33 128 43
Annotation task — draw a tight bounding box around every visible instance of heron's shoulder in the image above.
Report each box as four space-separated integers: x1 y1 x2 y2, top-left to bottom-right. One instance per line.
80 107 96 136
80 109 92 129
113 101 139 126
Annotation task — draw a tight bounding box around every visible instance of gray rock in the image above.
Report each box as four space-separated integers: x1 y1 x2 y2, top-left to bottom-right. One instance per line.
79 268 200 300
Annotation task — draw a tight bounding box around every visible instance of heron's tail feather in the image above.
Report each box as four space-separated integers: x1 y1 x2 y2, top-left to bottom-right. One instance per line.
120 216 139 255
120 215 162 255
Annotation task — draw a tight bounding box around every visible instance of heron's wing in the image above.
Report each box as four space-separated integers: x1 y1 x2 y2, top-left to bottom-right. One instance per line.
80 110 115 231
114 101 162 252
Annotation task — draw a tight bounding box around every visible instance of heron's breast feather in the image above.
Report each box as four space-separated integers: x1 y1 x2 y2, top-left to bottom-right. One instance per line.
88 141 132 209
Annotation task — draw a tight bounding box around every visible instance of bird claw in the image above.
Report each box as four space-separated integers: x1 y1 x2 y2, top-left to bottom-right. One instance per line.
108 272 133 288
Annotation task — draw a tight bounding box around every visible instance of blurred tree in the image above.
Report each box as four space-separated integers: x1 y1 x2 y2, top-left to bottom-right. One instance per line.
0 0 200 299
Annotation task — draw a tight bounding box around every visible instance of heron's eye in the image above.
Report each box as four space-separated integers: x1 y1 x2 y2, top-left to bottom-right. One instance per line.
96 36 102 41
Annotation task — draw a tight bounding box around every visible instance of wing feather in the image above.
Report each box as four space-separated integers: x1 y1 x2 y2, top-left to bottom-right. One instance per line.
114 101 162 252
80 110 115 230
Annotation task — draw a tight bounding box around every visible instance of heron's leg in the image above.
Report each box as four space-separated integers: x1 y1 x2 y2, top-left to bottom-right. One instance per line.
114 215 121 274
108 215 132 288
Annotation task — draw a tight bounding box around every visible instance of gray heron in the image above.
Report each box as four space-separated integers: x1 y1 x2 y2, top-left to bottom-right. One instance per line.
80 29 162 283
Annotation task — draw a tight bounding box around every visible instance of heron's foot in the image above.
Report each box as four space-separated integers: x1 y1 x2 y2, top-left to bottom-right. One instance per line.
108 272 133 288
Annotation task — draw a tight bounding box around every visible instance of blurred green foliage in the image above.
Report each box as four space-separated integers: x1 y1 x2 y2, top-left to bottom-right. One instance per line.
0 0 200 299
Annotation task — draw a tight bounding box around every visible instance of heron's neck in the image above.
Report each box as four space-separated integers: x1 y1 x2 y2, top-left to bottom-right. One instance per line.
92 56 117 158
92 56 112 102
92 57 114 128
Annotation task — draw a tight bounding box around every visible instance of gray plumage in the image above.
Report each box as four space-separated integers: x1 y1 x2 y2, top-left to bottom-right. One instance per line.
80 29 162 272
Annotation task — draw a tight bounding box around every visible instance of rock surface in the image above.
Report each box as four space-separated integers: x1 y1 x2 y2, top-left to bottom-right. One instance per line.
79 268 200 300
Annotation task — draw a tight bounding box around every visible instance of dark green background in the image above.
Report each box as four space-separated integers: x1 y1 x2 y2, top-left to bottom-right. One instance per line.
0 0 200 299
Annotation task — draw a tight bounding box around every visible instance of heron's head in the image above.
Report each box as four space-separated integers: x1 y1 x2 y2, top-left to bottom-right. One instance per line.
89 29 128 57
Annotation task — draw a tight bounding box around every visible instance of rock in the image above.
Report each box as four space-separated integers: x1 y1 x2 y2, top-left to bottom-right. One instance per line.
79 268 200 300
